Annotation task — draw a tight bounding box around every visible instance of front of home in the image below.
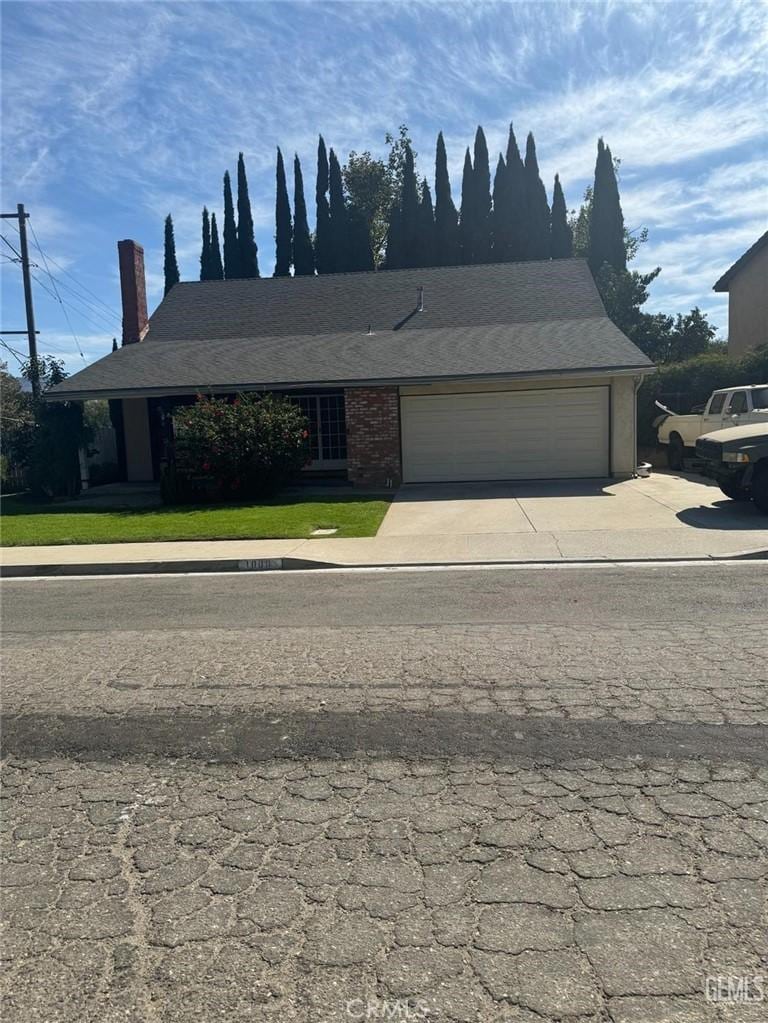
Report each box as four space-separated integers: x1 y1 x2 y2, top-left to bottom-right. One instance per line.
50 241 652 487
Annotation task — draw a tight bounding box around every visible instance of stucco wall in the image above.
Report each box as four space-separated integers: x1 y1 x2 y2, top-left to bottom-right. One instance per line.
122 398 154 482
610 375 638 477
727 244 768 358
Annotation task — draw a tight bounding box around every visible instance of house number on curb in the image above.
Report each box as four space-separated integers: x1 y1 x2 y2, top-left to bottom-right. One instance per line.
238 559 282 571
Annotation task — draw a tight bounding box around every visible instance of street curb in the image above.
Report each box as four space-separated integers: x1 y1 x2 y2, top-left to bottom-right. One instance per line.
1 548 766 578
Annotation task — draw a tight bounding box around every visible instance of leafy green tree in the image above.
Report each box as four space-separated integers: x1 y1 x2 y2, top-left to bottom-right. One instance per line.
274 147 292 276
344 126 416 268
163 214 180 295
236 152 259 277
589 138 626 275
292 154 314 276
315 136 332 274
222 170 240 279
19 357 89 498
522 133 550 260
209 212 224 279
0 363 34 482
669 307 718 363
550 174 573 258
433 131 460 266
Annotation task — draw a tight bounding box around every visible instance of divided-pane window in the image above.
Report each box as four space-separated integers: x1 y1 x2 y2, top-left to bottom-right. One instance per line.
289 394 346 464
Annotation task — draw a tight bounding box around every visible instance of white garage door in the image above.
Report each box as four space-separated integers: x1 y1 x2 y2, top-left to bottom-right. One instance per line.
400 386 610 483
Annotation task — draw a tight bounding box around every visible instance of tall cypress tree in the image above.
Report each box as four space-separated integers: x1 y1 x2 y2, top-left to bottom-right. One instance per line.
433 131 460 266
588 138 626 275
505 123 526 261
111 337 118 353
163 214 179 296
236 152 259 278
523 133 550 260
385 142 419 269
274 147 292 277
315 136 332 274
459 147 474 264
550 174 573 259
416 178 436 268
347 204 375 272
209 212 224 280
328 148 348 272
222 170 240 279
200 207 211 280
491 154 509 262
471 127 492 263
292 154 314 276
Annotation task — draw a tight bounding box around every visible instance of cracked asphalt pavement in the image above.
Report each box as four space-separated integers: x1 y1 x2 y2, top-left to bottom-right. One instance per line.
2 564 767 1022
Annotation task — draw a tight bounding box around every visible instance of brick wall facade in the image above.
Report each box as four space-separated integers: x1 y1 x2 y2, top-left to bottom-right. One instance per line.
344 386 402 488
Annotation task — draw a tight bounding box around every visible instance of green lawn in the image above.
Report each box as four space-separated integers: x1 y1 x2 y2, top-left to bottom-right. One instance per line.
0 494 392 547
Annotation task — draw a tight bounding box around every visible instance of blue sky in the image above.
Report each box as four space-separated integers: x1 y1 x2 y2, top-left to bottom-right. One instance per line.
2 0 766 373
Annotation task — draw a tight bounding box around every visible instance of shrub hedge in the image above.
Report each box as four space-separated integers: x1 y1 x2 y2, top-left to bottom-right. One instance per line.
162 393 310 503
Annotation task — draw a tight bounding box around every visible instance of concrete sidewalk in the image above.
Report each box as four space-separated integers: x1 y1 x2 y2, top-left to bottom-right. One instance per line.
2 525 767 577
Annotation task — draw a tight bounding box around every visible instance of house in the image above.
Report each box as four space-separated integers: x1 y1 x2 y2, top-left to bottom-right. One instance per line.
713 231 768 358
49 240 652 487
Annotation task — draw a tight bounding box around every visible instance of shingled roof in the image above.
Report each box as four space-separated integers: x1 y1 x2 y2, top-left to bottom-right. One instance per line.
50 258 651 400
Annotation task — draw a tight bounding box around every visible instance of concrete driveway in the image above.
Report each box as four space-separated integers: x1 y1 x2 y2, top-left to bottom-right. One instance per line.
365 470 768 562
379 471 765 536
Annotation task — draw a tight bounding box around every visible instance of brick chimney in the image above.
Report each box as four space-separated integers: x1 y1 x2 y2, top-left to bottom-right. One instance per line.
117 239 148 345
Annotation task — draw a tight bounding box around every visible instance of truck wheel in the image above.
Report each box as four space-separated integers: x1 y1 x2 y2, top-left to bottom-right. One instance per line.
667 434 685 471
752 467 768 514
719 480 752 501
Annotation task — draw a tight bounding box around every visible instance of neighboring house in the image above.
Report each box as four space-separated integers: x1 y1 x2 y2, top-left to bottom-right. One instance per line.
713 231 768 358
49 240 652 487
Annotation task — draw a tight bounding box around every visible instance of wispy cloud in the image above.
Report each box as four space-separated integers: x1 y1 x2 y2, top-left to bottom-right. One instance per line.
1 0 766 366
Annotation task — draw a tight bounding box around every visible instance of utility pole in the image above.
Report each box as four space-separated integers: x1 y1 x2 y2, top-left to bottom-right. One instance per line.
1 204 40 400
16 204 40 399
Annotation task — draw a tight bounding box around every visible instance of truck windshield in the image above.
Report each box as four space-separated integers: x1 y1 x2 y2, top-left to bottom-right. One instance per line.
752 388 768 409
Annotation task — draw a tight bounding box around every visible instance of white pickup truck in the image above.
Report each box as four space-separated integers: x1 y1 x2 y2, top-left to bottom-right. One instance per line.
656 384 768 469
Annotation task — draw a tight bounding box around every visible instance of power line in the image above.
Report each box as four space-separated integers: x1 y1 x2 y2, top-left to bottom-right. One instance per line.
31 244 120 323
28 221 86 363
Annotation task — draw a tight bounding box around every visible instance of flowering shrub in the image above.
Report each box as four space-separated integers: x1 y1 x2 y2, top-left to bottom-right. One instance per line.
164 393 309 502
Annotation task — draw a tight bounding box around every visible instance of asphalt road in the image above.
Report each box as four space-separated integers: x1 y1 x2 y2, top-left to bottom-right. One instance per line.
2 565 768 1022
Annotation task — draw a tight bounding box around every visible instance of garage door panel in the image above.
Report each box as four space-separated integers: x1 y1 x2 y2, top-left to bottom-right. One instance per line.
401 386 609 482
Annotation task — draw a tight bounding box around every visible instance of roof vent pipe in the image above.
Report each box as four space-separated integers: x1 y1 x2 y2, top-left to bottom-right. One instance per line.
417 286 424 312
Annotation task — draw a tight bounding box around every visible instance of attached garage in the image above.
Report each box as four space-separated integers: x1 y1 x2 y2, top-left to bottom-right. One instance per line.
400 385 610 483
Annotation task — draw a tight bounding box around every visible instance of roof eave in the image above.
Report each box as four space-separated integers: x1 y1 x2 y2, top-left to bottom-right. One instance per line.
46 363 653 402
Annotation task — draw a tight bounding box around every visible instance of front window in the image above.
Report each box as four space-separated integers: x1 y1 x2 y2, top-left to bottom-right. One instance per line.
751 387 768 409
291 393 347 465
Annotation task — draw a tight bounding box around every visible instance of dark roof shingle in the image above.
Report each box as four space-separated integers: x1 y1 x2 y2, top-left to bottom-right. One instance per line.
51 259 651 399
